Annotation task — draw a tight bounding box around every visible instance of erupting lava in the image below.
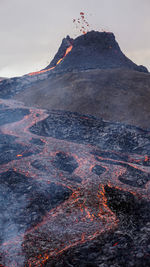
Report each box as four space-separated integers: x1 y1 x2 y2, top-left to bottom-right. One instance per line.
28 45 73 77
28 12 90 77
73 12 90 35
0 98 150 266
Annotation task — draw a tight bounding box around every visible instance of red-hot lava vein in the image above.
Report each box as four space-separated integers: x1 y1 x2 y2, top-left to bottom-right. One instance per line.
28 45 73 77
0 99 150 266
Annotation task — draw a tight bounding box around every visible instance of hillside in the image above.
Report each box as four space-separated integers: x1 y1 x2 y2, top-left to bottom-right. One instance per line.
15 68 150 129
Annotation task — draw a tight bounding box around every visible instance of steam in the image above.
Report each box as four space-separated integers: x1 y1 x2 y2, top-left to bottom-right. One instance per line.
0 185 27 267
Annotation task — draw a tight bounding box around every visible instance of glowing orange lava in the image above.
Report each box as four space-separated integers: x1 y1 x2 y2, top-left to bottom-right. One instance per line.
28 45 73 77
73 12 90 35
0 98 150 266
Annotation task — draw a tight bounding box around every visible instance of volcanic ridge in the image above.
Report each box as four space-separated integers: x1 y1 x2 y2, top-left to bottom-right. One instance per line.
0 30 149 100
46 31 148 73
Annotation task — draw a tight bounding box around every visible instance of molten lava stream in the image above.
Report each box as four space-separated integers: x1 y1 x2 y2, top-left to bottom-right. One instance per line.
0 99 150 266
25 183 118 266
28 45 73 77
0 107 48 142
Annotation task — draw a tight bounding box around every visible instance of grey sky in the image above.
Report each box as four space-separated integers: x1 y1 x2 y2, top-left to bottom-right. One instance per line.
0 0 149 77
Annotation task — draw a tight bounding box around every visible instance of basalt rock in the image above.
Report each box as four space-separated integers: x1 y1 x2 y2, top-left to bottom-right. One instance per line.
45 35 73 69
0 101 150 267
0 31 149 100
47 31 149 73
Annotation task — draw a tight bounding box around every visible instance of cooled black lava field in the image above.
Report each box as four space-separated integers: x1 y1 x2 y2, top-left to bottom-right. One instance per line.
0 98 150 267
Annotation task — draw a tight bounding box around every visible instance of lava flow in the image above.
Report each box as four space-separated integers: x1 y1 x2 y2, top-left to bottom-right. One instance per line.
28 12 90 77
0 98 150 267
28 45 73 77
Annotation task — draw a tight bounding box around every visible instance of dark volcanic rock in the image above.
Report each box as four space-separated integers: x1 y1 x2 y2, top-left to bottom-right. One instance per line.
1 104 150 266
31 160 48 172
0 142 37 165
92 165 106 176
30 138 45 146
53 152 78 174
0 107 40 164
45 35 73 69
0 133 17 145
0 108 29 126
49 31 148 73
0 78 19 98
118 165 150 188
0 73 50 98
29 110 150 155
0 170 72 236
91 150 129 162
31 152 79 174
45 187 150 267
105 186 150 220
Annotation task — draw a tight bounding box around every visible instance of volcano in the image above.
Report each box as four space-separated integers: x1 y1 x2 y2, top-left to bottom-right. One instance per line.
0 31 150 267
6 30 149 129
45 31 148 73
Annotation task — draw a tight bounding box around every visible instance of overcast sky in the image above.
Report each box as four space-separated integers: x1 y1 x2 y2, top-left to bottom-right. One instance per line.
0 0 149 77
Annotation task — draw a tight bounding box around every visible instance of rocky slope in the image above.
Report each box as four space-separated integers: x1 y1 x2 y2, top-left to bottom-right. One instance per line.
11 30 150 129
15 68 150 129
0 99 150 267
46 31 148 73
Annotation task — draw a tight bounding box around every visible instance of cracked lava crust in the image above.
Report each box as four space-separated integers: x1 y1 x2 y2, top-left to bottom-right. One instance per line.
0 98 150 266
